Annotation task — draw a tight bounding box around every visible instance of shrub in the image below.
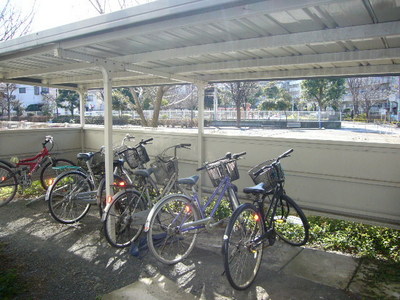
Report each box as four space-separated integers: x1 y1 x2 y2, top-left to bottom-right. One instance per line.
308 216 400 262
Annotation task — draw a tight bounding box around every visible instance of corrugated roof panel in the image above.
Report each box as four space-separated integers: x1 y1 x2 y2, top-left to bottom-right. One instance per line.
320 0 373 27
370 0 400 22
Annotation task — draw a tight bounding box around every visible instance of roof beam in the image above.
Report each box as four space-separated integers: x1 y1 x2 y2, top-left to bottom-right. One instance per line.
200 64 400 82
114 21 400 64
6 62 95 78
158 48 400 74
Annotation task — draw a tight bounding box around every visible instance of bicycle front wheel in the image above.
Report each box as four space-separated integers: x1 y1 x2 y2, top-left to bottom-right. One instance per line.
103 189 146 248
0 165 18 207
273 194 309 246
147 194 199 265
47 171 93 224
40 158 76 190
223 203 264 290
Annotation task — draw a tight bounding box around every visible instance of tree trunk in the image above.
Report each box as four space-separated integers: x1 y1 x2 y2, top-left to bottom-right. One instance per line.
152 86 170 128
236 102 241 127
130 88 148 127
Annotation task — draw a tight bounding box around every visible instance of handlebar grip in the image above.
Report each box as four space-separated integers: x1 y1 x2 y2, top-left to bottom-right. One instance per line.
196 166 206 172
180 143 191 148
232 151 246 159
142 138 153 144
279 148 294 159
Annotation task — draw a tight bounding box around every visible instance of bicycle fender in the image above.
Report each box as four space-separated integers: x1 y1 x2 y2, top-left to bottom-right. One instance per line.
144 193 192 232
0 158 15 168
45 170 89 201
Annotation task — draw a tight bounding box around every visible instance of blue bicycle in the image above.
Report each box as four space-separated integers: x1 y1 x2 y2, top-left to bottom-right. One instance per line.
144 151 246 265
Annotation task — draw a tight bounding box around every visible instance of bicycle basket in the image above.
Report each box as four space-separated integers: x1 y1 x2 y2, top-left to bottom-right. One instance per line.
248 160 284 191
121 148 141 169
91 151 105 174
136 145 150 164
206 159 239 187
152 156 178 185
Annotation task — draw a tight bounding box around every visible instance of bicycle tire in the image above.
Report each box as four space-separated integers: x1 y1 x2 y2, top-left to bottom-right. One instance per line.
47 171 93 224
0 165 18 207
147 194 199 265
40 158 75 190
223 203 264 290
103 189 146 248
273 194 309 246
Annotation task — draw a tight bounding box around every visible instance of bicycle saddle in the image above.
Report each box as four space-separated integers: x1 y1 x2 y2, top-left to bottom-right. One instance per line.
243 182 267 195
132 168 154 177
76 152 95 161
177 175 199 186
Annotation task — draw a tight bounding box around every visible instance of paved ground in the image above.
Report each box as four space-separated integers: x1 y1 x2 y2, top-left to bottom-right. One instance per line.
2 198 399 300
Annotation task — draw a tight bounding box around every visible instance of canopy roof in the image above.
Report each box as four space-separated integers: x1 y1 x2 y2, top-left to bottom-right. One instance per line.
1 0 400 90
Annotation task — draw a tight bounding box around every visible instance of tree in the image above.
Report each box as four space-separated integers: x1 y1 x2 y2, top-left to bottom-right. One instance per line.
221 82 259 127
346 78 363 116
1 1 35 120
1 0 35 41
301 78 345 111
12 99 24 119
112 89 131 117
0 83 17 120
56 90 80 116
358 77 394 120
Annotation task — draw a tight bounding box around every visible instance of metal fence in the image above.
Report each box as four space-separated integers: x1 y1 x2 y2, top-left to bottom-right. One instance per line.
84 109 342 121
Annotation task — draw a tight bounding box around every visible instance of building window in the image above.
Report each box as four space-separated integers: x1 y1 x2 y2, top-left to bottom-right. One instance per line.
19 87 26 94
34 86 40 95
41 87 49 94
87 94 94 102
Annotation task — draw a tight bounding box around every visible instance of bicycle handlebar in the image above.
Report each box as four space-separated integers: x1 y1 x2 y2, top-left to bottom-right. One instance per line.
196 151 246 171
254 149 293 177
140 138 153 145
42 136 54 147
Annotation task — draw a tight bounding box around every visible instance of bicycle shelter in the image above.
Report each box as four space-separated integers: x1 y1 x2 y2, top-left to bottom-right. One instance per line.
1 0 400 213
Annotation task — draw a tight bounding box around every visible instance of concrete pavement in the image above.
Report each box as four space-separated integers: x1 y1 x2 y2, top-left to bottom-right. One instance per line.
102 228 399 300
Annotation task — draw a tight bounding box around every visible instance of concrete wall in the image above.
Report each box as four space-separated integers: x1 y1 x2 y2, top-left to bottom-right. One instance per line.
82 127 400 229
1 127 398 228
0 128 82 164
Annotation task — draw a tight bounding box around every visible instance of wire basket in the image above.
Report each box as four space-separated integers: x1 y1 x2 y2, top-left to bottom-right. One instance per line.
248 160 284 191
91 151 105 174
152 156 178 185
206 159 239 187
121 148 141 169
136 144 150 164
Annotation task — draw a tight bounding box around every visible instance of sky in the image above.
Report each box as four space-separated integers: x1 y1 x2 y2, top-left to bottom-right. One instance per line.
14 0 154 33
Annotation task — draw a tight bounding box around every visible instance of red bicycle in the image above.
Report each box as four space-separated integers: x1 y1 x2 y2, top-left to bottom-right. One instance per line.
0 136 75 207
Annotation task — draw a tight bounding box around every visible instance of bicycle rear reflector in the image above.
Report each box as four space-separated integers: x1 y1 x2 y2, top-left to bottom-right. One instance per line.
253 213 260 222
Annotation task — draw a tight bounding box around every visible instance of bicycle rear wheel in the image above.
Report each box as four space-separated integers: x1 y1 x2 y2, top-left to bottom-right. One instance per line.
147 194 199 265
40 158 76 190
223 203 264 290
103 189 146 248
47 171 93 224
0 165 18 207
273 194 309 246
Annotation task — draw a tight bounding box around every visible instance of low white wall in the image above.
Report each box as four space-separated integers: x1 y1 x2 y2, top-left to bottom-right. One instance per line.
82 127 400 229
1 128 398 228
0 128 82 163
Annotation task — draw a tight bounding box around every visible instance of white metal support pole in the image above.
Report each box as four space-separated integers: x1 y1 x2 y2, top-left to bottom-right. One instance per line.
99 65 114 203
78 89 86 152
196 82 205 199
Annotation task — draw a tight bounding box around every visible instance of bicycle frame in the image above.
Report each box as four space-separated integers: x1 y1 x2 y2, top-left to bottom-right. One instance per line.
169 175 241 232
15 148 50 173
